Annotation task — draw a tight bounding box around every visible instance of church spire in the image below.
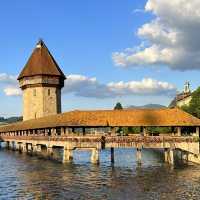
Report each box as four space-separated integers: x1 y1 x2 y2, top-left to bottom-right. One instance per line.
184 81 190 93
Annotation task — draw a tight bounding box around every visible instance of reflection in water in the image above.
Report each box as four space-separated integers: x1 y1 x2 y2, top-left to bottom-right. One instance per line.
0 149 200 199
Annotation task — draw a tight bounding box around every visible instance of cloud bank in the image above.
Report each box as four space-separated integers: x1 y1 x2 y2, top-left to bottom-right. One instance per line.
63 74 176 98
0 73 21 96
113 0 200 71
0 73 176 98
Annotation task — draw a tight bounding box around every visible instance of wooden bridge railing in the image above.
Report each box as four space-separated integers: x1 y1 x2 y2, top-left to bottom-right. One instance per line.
0 135 198 143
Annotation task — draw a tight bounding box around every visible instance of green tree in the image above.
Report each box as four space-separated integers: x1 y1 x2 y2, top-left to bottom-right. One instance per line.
187 87 200 118
114 102 123 110
181 87 200 118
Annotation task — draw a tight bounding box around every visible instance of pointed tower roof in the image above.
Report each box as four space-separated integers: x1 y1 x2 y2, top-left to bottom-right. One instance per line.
18 40 66 80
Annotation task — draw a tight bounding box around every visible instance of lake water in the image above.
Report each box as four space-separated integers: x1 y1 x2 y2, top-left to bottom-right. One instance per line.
0 148 200 200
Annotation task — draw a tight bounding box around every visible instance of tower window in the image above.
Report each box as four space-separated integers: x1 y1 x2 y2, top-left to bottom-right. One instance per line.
33 89 36 96
48 89 50 96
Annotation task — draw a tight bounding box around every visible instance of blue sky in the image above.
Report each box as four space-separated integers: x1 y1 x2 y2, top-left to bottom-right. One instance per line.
0 0 200 117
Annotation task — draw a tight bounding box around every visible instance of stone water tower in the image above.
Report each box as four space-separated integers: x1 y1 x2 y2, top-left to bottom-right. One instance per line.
18 40 66 121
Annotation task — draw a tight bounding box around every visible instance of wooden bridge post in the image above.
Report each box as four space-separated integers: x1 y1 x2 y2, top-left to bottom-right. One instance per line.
61 127 65 136
136 148 142 165
111 127 117 136
111 147 114 164
143 127 148 136
65 127 69 135
177 127 181 136
82 127 86 136
196 127 200 136
63 148 73 163
91 148 100 164
140 127 143 136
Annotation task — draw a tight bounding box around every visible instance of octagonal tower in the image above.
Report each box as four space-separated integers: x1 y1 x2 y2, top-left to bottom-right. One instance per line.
18 40 66 121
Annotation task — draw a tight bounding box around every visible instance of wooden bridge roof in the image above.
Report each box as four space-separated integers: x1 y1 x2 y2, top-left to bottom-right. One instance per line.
0 108 200 132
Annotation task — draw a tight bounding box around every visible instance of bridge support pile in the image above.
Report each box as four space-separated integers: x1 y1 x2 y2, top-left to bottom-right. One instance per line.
63 148 73 163
164 148 174 165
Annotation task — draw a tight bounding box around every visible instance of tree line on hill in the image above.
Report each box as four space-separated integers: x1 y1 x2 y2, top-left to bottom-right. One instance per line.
181 87 200 119
0 116 22 124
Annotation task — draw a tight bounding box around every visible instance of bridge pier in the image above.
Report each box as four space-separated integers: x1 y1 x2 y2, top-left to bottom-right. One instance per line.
13 142 16 150
9 141 13 150
22 143 27 153
164 148 174 165
5 141 10 150
36 144 41 152
32 144 37 155
63 148 73 163
91 148 100 164
40 145 48 158
18 143 26 153
180 150 189 164
15 142 20 151
27 143 32 154
136 148 142 165
111 147 114 164
47 146 53 159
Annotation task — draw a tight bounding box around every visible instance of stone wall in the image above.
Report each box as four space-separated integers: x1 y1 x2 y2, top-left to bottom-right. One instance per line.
23 86 61 121
177 96 192 107
21 76 62 121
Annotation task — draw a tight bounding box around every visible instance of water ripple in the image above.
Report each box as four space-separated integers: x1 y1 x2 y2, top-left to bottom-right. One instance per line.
0 149 200 199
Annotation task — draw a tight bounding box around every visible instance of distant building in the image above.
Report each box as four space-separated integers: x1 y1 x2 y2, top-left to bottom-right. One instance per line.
18 40 66 121
169 81 192 108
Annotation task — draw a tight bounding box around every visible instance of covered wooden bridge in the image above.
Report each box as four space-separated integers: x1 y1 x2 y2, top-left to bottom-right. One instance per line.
0 108 200 165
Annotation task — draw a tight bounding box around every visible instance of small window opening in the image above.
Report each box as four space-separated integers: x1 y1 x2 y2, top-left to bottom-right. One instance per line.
48 89 50 96
33 89 36 96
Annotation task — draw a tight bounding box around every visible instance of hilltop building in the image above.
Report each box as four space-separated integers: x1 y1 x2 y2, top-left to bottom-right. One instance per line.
169 81 192 108
18 40 66 121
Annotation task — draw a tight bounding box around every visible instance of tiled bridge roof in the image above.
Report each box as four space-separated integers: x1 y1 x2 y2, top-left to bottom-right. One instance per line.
1 108 200 132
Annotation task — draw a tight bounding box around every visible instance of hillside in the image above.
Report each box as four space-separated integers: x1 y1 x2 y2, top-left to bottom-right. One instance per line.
126 104 166 109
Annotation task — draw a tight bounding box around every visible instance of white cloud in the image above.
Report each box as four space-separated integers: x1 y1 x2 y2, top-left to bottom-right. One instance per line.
112 0 200 71
63 74 177 98
0 73 20 97
4 87 21 96
107 78 175 96
0 73 17 84
0 73 177 98
63 74 113 98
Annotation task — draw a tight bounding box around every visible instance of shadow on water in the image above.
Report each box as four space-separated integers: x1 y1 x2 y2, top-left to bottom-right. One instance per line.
1 149 200 199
